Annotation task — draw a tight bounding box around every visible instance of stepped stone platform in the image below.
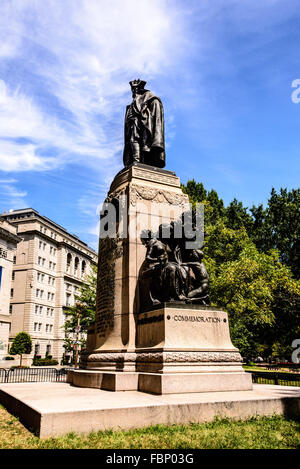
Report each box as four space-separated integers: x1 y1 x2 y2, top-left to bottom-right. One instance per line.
0 382 299 438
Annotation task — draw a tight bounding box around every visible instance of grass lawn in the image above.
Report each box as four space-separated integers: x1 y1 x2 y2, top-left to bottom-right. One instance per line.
0 404 299 449
243 366 300 373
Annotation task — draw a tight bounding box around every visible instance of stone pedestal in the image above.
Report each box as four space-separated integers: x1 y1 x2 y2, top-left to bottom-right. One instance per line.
81 164 189 372
77 164 252 394
135 304 252 393
136 305 245 374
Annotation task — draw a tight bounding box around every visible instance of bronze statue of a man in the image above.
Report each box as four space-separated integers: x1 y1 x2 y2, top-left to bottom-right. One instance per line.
123 79 165 168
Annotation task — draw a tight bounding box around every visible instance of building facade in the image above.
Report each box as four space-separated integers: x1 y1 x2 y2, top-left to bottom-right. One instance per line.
0 218 21 360
0 209 97 365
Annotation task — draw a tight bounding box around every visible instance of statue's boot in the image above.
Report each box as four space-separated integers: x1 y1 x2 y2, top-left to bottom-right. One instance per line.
131 142 141 163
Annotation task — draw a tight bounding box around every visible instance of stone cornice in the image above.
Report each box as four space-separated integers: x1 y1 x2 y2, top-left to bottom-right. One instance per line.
0 314 11 323
0 226 21 245
110 163 180 193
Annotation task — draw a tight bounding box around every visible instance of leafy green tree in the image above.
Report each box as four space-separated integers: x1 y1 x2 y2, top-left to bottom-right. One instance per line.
182 182 300 279
206 189 225 222
205 225 300 359
182 179 207 205
225 198 254 232
10 332 32 366
63 263 97 351
182 180 225 225
173 179 300 358
252 188 300 278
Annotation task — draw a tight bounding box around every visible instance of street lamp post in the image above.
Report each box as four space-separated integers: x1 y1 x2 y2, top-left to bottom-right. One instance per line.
74 302 82 369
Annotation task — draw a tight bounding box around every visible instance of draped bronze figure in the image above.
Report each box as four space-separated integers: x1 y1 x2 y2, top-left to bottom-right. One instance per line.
123 79 165 168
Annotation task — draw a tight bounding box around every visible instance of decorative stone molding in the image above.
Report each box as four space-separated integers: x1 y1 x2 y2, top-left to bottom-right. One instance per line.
132 167 180 188
84 350 242 364
105 187 127 204
86 352 137 363
130 184 189 207
136 351 242 363
110 166 180 193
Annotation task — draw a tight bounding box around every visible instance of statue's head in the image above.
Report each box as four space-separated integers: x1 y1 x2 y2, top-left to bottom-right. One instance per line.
129 79 146 97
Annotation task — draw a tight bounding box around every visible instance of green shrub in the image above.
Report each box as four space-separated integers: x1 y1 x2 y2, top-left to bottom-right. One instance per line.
32 358 58 366
10 365 29 369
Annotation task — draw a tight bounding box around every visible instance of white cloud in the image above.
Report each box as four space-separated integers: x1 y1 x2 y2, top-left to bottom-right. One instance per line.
0 0 185 174
0 179 27 210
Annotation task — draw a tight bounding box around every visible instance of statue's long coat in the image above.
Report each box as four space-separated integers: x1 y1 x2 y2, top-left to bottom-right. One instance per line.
123 90 165 168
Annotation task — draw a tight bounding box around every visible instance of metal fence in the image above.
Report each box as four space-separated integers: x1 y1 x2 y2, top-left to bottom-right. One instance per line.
248 371 300 387
0 367 69 384
1 367 299 387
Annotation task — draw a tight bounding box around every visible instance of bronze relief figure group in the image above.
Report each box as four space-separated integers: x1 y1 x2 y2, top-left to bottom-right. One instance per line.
139 217 210 311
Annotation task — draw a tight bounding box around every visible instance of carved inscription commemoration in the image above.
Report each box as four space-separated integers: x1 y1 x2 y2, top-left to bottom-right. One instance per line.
95 237 123 336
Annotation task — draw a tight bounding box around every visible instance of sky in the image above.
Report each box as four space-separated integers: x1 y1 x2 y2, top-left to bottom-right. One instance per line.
0 0 300 249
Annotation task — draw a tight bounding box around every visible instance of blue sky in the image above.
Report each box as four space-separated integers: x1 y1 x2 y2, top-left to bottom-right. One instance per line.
0 0 300 249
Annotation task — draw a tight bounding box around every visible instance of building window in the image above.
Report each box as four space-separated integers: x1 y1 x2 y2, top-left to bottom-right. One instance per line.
13 256 16 264
38 323 42 331
81 260 86 277
35 305 39 315
46 345 51 355
37 272 44 282
12 271 15 281
34 323 38 332
9 305 13 314
67 253 72 273
35 343 40 354
66 293 71 307
74 257 79 275
10 288 14 298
